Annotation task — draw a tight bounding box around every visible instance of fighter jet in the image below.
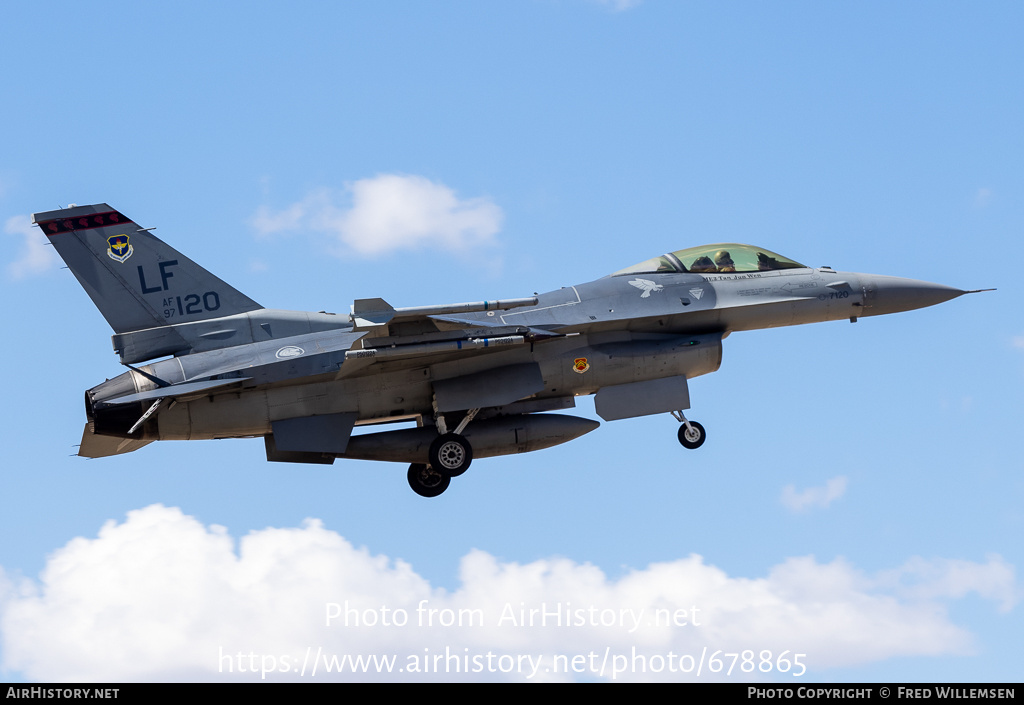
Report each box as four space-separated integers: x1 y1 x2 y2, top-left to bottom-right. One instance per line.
35 203 983 497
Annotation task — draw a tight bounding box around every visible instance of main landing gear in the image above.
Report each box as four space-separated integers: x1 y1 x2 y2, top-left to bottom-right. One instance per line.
671 411 706 450
406 404 479 498
407 464 450 498
429 433 473 477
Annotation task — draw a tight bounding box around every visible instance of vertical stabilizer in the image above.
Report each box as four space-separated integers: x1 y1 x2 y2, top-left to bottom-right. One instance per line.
33 203 262 334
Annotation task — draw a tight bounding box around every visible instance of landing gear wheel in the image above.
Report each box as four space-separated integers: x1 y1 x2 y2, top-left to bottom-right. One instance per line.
428 433 473 477
677 421 706 450
407 463 450 498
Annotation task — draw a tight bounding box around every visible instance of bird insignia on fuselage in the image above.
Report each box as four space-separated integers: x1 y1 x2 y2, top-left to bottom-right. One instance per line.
628 278 663 298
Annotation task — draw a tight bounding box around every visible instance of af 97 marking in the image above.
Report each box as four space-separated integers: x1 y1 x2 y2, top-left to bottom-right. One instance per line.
162 292 221 318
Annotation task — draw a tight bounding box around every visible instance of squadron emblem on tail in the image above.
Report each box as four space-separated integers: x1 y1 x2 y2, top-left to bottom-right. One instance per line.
106 234 133 263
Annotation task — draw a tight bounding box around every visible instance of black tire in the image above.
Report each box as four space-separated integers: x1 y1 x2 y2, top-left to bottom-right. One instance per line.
407 463 450 498
428 433 473 477
677 421 706 450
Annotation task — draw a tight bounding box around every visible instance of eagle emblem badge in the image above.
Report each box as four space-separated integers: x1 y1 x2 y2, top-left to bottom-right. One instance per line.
106 234 133 263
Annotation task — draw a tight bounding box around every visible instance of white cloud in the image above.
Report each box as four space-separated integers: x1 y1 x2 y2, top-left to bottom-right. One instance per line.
251 175 503 257
0 505 1014 682
781 476 848 513
5 215 57 279
1012 335 1024 350
876 556 1018 614
250 200 309 236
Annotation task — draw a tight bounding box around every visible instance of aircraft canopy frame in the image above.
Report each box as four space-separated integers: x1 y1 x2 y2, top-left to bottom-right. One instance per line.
613 243 807 277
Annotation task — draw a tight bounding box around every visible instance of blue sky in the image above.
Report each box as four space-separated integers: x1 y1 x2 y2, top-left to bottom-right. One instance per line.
0 0 1021 682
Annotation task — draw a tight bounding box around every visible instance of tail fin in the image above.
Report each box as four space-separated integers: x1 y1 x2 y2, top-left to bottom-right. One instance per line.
33 203 261 334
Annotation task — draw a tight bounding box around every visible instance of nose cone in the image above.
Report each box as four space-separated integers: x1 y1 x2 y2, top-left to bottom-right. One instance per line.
860 274 966 317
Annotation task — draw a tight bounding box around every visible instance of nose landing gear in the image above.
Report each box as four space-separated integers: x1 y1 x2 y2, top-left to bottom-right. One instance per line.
671 410 706 450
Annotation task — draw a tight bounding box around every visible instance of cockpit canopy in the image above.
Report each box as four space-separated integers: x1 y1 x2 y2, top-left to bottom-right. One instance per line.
612 243 807 277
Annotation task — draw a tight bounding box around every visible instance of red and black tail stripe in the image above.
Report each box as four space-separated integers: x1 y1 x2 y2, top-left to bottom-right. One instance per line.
37 210 132 236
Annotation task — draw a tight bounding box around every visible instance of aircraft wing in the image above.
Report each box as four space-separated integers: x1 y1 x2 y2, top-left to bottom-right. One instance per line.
349 296 539 330
337 296 562 378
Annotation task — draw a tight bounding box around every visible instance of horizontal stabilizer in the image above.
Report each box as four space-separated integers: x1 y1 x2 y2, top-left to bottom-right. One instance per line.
99 377 252 406
78 423 153 458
